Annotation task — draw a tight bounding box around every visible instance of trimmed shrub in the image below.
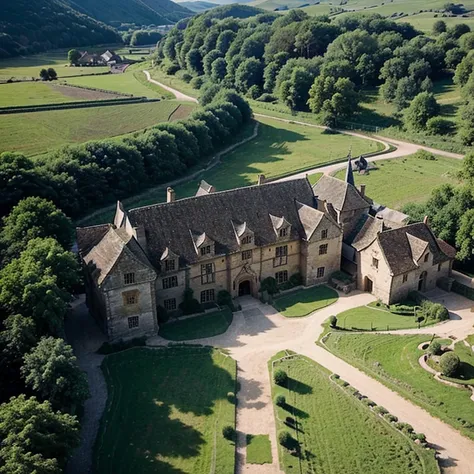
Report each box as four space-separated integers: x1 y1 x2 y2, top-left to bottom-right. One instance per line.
222 425 235 440
426 116 453 135
274 369 288 386
289 273 303 287
362 398 376 407
431 303 449 321
179 288 202 315
329 315 337 328
428 340 442 355
440 351 460 377
384 413 398 423
374 405 388 415
227 392 236 404
285 416 295 426
256 93 277 102
414 432 427 443
413 149 436 160
275 394 286 407
278 430 294 448
217 290 233 307
260 276 278 295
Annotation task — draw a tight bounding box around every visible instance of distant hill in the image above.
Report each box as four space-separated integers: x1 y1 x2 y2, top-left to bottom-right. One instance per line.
65 0 192 26
0 0 120 58
179 1 219 13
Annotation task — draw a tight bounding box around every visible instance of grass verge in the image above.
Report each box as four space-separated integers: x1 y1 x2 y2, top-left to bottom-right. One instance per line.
158 309 233 341
273 286 338 318
95 346 236 474
323 333 474 441
268 351 439 474
246 435 272 464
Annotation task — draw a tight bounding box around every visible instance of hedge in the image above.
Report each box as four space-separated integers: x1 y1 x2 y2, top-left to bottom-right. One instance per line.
452 280 474 301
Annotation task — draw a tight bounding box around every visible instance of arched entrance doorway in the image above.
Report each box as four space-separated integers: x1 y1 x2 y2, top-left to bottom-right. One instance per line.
238 279 251 296
418 271 427 292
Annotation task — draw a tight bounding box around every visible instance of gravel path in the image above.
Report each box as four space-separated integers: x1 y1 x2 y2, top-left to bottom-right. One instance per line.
143 70 198 103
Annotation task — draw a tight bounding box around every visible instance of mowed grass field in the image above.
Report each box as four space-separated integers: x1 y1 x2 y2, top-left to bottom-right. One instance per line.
95 347 236 474
269 353 438 474
273 286 338 317
0 102 194 156
323 333 474 441
402 12 474 33
333 154 462 209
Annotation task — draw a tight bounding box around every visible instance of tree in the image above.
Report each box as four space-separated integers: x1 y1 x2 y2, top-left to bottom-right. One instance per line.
445 48 465 69
404 92 440 131
47 68 57 80
274 369 288 386
426 117 453 135
22 337 89 411
211 57 227 83
39 69 49 81
67 49 81 64
458 101 474 145
456 209 474 261
428 340 442 355
185 48 203 75
203 49 222 76
275 394 286 407
235 57 263 93
1 196 73 257
394 76 417 111
439 351 460 377
280 67 314 110
329 315 337 327
0 314 37 365
432 20 447 35
0 395 80 471
459 152 474 181
448 23 471 39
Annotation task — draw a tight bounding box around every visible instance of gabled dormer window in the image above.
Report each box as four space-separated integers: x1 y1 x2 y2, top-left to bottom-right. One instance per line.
165 259 175 272
241 235 252 245
160 247 179 273
269 214 291 240
200 245 211 256
279 228 288 238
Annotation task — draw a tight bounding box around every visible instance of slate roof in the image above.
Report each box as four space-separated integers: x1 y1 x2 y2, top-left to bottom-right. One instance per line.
377 222 453 276
352 215 385 251
76 224 110 255
312 175 370 212
81 226 154 285
127 178 316 266
296 201 325 240
195 180 215 196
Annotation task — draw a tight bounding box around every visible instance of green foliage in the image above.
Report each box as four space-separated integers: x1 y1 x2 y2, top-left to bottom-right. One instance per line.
179 288 202 316
456 209 474 261
222 425 235 440
289 273 303 287
278 430 295 449
235 57 264 93
439 351 460 377
458 100 474 145
130 30 162 47
433 20 447 35
428 341 442 356
426 116 453 135
68 49 81 64
260 276 278 295
22 337 89 412
274 369 288 386
404 92 440 131
329 315 337 328
275 394 286 407
0 394 80 471
217 290 233 308
0 314 37 365
413 149 436 161
97 337 147 355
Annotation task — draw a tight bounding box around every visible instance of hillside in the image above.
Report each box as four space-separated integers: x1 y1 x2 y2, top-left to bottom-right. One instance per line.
65 0 192 26
179 1 219 13
0 0 120 58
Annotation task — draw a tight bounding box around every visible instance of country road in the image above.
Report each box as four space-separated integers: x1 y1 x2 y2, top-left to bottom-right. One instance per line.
143 70 198 103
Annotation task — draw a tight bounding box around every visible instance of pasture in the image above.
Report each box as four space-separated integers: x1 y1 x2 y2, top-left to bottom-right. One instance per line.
269 352 438 474
333 153 462 209
0 102 194 156
323 333 474 441
95 347 236 474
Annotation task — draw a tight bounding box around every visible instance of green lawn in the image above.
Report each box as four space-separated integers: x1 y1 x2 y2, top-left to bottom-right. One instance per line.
335 305 432 331
158 309 233 341
399 12 474 33
269 352 438 474
466 335 474 346
0 50 110 80
0 101 193 156
323 333 474 441
95 347 236 474
273 286 338 317
334 154 462 209
245 435 272 464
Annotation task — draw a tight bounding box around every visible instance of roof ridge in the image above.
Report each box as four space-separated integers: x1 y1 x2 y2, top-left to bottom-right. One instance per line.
128 178 310 214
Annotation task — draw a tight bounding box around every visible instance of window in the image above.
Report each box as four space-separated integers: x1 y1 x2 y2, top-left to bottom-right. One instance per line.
317 267 325 278
274 245 288 267
403 274 408 283
241 235 252 245
164 298 176 311
200 289 215 303
200 245 211 256
372 257 379 269
319 244 328 255
279 227 288 238
128 316 139 329
164 259 175 272
123 272 135 285
123 291 138 306
275 270 288 284
438 263 442 272
321 229 328 239
424 253 429 263
242 250 252 261
201 263 215 284
162 276 178 289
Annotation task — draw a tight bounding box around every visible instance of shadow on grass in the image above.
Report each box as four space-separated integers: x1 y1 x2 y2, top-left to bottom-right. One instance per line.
288 377 313 395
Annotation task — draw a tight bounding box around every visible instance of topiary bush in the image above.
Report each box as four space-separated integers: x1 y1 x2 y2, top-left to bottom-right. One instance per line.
179 288 202 315
384 413 398 423
222 425 235 441
329 315 337 328
260 276 278 295
440 351 460 377
217 290 233 308
275 394 286 407
278 430 294 449
289 273 303 287
274 369 288 386
428 340 442 355
374 405 388 415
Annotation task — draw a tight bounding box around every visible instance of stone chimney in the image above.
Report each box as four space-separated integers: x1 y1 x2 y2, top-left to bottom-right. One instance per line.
257 174 266 185
167 187 175 203
360 184 366 197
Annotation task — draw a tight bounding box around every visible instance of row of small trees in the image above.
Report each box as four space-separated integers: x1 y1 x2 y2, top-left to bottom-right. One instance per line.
0 90 252 221
0 196 88 472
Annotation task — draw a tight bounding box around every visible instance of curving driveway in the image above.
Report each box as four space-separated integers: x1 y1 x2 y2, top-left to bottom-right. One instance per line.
143 70 198 103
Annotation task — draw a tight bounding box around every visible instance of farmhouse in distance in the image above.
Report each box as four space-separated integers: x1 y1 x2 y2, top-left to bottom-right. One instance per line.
77 158 456 341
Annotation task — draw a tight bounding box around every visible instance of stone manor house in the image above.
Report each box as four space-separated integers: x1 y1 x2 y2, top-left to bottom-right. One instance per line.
77 159 456 341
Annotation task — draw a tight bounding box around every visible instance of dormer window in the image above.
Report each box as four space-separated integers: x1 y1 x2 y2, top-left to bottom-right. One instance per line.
269 214 291 239
321 229 328 239
424 253 429 263
124 272 135 285
160 247 179 273
165 259 175 272
241 235 252 245
279 228 288 238
200 245 211 256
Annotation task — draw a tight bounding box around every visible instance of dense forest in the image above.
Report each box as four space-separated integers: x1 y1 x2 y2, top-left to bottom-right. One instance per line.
157 6 474 140
0 0 121 58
